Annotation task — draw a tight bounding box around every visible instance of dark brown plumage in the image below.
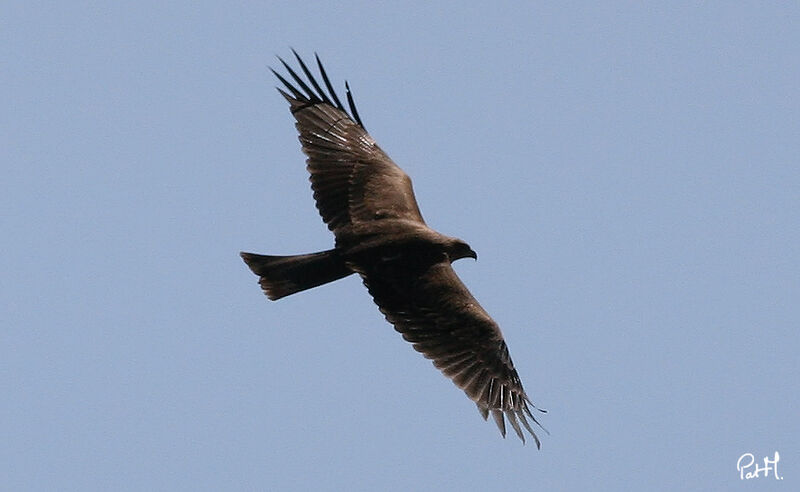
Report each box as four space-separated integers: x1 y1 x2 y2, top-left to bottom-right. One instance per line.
241 51 545 445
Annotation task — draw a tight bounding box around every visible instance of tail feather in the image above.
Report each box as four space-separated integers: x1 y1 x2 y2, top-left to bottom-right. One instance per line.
240 249 352 300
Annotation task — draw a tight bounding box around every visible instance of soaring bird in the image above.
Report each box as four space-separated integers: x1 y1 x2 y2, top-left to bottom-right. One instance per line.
241 51 545 445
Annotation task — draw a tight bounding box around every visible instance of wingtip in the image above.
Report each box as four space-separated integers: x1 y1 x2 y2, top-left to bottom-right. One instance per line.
481 400 545 445
491 409 506 438
506 410 526 443
275 87 294 103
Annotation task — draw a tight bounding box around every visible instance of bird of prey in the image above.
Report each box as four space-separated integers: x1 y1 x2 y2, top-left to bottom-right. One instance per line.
241 51 545 446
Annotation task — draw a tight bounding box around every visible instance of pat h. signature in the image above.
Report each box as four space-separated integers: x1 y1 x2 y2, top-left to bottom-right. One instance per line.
737 451 782 480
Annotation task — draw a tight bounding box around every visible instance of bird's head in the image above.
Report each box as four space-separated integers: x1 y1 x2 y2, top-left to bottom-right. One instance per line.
447 238 478 262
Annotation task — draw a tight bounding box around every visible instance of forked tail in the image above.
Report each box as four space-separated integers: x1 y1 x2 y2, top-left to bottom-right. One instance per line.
240 249 352 300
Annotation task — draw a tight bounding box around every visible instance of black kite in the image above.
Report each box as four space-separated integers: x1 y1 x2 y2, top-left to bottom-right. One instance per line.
241 51 545 445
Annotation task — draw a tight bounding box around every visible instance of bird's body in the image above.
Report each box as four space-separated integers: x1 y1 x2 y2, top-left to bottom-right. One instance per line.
241 51 544 446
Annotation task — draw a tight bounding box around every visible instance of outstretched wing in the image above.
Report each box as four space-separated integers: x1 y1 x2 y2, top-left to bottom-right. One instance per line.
358 255 545 446
273 51 425 232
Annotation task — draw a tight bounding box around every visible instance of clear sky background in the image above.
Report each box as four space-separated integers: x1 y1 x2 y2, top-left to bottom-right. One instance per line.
2 2 798 491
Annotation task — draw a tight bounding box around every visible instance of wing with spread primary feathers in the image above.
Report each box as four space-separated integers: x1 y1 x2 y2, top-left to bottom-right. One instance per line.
358 254 544 446
273 51 425 232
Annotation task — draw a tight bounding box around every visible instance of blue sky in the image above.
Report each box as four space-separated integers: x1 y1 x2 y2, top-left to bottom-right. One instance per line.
2 2 798 490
